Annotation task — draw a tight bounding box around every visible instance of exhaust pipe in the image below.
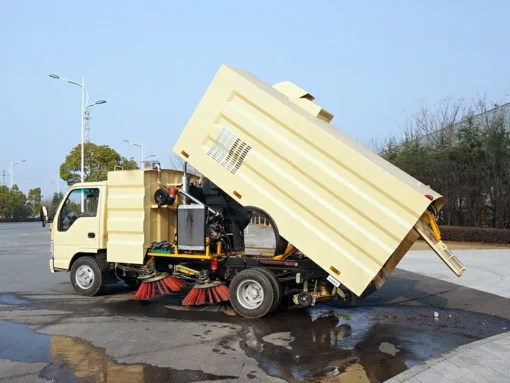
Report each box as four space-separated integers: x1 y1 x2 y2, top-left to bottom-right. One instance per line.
181 162 190 205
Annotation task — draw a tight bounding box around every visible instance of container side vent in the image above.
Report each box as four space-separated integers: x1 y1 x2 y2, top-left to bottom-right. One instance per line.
207 127 251 174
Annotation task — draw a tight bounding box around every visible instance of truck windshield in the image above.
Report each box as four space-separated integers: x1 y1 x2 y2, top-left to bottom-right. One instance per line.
58 188 100 232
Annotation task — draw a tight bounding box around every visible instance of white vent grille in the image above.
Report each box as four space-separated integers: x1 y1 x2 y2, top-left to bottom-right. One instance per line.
207 128 251 174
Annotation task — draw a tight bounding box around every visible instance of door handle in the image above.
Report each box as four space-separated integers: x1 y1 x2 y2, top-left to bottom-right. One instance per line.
88 232 95 239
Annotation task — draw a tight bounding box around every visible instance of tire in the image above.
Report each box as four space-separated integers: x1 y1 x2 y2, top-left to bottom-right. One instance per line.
253 268 282 313
229 269 276 319
70 256 105 297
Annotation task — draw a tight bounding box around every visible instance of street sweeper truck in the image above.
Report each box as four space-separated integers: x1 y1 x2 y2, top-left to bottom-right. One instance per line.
48 64 466 318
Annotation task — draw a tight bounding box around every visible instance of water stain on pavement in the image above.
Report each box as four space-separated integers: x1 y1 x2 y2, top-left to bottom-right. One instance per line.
0 294 30 305
233 306 510 382
133 297 510 383
0 320 238 382
4 286 510 383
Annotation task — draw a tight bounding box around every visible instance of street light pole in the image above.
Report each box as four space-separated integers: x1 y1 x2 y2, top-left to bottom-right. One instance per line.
10 160 26 188
49 74 88 185
51 171 61 194
123 140 146 167
49 74 106 211
81 77 85 188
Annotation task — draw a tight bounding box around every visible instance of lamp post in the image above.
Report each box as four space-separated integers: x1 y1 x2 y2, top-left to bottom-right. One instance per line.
123 139 146 167
51 171 61 194
10 160 26 188
50 74 106 211
85 100 107 109
49 74 87 188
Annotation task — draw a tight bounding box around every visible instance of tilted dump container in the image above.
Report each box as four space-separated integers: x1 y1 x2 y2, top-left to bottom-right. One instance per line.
172 65 465 297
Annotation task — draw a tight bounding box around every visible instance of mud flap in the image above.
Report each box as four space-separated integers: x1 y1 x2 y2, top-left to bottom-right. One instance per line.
413 214 466 277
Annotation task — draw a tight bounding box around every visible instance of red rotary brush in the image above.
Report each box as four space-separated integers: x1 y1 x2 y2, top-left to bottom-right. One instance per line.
182 281 230 306
134 273 185 301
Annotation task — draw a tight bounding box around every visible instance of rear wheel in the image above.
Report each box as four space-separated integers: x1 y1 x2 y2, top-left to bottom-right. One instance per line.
70 256 105 297
253 268 282 313
229 269 276 318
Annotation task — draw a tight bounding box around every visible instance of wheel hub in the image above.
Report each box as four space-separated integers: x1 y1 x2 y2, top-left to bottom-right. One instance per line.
248 286 259 298
237 279 264 310
76 265 94 289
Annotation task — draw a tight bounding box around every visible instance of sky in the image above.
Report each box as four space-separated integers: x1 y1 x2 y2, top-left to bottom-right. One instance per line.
1 0 509 198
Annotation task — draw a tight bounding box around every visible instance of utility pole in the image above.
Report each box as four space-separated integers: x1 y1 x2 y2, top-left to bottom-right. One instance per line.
1 169 5 186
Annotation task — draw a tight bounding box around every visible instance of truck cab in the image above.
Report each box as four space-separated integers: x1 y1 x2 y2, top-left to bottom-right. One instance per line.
50 182 107 273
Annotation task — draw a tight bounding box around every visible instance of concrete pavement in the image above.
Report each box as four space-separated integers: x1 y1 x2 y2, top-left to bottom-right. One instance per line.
387 249 510 382
1 222 510 382
385 331 510 383
398 249 510 298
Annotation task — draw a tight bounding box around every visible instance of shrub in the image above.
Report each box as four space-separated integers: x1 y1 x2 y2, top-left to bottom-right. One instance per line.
438 226 510 244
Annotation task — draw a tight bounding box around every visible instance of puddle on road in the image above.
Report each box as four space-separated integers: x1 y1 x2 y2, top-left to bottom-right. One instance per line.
5 289 510 383
160 301 510 383
0 320 237 383
0 294 30 305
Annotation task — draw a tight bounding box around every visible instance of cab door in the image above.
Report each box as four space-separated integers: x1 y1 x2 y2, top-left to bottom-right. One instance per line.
53 186 103 270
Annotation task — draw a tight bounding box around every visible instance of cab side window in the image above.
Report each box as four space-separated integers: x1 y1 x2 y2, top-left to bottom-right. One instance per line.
58 188 100 232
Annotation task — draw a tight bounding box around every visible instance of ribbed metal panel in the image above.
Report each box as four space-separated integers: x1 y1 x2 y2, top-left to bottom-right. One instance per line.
173 65 444 296
106 170 148 264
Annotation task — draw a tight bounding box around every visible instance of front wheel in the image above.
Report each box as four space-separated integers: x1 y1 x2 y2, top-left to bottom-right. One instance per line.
229 268 276 319
70 256 105 297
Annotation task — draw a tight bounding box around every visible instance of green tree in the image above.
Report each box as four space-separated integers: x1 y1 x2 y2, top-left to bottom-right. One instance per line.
379 96 510 228
27 187 42 216
49 192 64 220
60 142 139 186
2 185 29 220
0 185 8 218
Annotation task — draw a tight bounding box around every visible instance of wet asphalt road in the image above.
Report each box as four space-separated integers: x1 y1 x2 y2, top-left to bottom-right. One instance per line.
1 222 510 383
